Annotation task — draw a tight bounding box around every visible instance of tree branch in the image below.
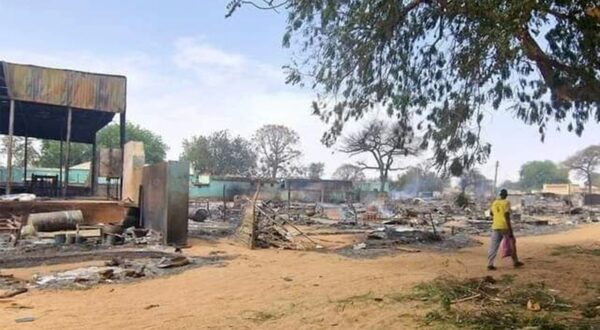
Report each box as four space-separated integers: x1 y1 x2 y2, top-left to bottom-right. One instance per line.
517 29 600 103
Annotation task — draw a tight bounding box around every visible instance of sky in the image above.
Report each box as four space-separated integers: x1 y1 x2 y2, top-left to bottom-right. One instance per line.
0 0 598 183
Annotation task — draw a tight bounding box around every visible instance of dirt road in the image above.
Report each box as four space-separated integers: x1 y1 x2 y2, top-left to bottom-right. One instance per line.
1 225 599 329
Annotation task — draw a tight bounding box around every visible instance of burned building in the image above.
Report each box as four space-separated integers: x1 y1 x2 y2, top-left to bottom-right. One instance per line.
0 61 126 197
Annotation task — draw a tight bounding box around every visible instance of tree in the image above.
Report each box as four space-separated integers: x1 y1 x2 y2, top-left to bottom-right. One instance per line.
96 123 168 165
307 162 325 179
38 141 92 168
228 1 600 175
393 165 449 196
253 124 302 178
332 164 366 181
181 130 257 176
0 136 40 167
518 160 569 191
563 145 600 193
339 119 420 192
37 122 168 168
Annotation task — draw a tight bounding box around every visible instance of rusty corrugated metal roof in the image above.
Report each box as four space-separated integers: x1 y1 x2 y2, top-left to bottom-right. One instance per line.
1 61 126 113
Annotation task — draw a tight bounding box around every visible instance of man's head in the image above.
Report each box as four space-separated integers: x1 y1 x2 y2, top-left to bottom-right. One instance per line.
499 189 508 199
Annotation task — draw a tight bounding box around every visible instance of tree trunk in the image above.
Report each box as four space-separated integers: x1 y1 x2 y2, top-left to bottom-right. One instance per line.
379 173 387 193
588 173 593 194
272 165 278 179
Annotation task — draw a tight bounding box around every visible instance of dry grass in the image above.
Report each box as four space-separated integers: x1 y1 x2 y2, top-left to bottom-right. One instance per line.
407 276 599 329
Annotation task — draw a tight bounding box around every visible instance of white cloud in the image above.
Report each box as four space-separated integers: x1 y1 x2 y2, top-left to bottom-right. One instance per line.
174 37 245 69
0 36 353 177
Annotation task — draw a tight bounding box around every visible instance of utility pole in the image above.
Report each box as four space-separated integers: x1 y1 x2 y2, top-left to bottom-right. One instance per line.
492 161 499 197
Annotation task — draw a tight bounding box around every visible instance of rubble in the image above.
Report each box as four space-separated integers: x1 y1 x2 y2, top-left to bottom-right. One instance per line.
0 287 28 299
27 255 224 290
253 201 318 250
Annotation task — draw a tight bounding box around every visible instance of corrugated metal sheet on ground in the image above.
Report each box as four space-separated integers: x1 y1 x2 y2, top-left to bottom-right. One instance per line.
2 61 126 113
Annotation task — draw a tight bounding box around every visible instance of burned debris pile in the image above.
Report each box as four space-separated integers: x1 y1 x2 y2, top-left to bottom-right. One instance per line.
232 197 318 250
218 189 600 256
253 201 317 250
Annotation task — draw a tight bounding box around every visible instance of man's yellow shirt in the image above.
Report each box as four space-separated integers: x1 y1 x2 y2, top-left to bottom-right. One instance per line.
491 199 511 230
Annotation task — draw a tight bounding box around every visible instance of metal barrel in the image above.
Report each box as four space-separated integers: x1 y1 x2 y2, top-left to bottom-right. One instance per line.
29 210 84 232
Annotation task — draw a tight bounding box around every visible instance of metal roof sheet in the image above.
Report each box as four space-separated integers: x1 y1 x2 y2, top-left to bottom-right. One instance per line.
1 61 126 113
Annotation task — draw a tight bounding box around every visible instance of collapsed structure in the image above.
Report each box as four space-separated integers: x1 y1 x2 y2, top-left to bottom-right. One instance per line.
0 61 193 292
0 61 127 197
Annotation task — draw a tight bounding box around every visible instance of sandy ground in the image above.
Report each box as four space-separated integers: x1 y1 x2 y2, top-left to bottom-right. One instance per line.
1 224 599 330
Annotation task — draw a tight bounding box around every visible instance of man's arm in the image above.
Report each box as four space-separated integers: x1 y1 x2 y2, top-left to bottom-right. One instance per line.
505 201 513 236
505 212 514 237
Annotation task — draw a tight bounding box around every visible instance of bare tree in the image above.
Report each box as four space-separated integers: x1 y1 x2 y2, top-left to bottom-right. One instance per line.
563 145 600 193
332 164 366 182
253 124 302 179
339 120 420 192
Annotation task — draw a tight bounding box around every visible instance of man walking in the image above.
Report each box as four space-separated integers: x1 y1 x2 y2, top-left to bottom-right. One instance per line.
487 189 524 270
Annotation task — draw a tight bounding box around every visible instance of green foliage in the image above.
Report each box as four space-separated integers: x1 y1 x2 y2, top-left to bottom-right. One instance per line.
96 123 168 164
0 136 40 167
253 124 302 179
519 160 569 191
229 0 600 175
38 141 92 168
181 130 256 177
408 276 586 330
37 122 168 167
307 162 325 179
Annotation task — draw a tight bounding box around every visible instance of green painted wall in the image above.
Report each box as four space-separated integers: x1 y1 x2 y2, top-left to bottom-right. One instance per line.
0 167 89 184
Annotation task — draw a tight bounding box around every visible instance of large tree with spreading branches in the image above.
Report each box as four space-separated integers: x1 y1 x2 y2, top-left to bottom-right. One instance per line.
253 124 302 178
339 119 420 192
563 145 600 193
332 164 366 181
227 1 600 175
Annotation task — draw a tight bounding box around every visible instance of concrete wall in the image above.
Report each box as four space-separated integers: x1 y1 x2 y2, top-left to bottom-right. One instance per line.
189 177 353 202
122 141 145 204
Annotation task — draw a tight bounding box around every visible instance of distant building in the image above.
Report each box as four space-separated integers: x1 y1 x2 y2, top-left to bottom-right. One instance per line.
189 175 354 202
285 178 353 203
354 180 389 193
542 184 600 195
190 175 280 201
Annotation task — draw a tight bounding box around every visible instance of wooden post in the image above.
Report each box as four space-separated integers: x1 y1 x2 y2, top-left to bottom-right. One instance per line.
222 184 227 221
6 100 15 195
287 182 291 217
59 139 63 193
23 135 28 184
119 111 126 199
62 108 72 197
90 138 97 196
